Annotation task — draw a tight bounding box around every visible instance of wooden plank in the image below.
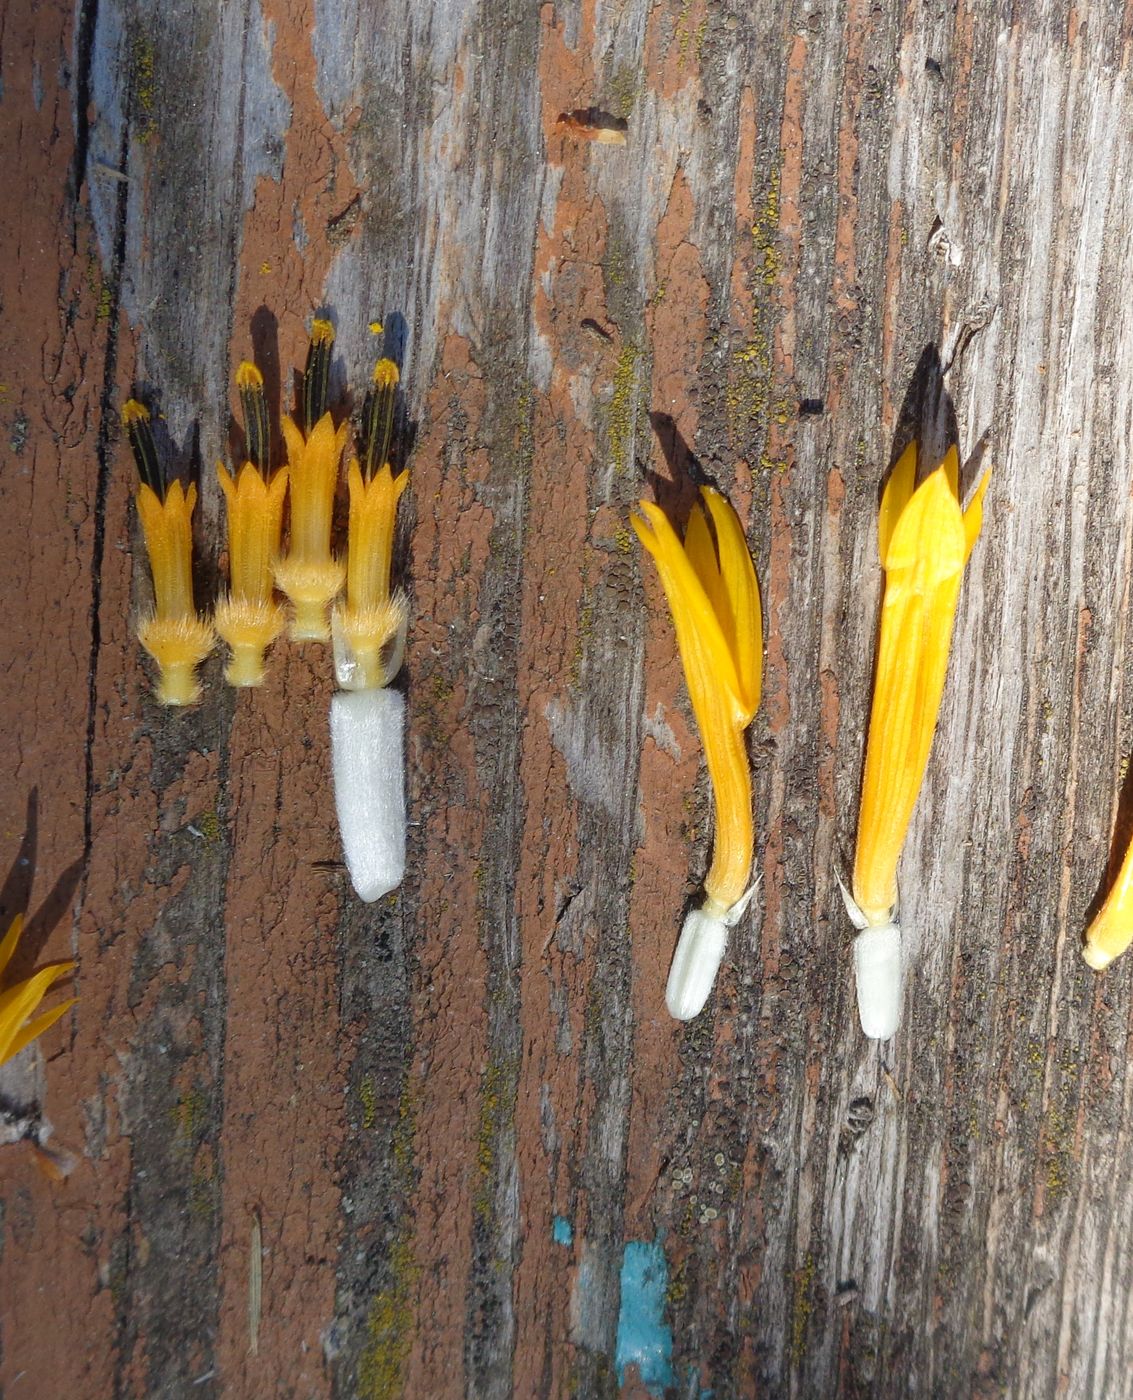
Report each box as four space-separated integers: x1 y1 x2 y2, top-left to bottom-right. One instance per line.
3 0 1133 1396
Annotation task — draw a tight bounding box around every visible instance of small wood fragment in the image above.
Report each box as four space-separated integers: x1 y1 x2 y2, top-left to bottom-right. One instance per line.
249 1210 263 1357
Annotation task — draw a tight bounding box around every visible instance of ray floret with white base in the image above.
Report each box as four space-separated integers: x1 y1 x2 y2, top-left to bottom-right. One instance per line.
633 486 763 1022
848 441 989 1039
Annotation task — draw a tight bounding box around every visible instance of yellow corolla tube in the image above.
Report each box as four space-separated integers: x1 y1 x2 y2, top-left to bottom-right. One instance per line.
273 320 348 640
332 358 409 691
123 400 215 705
1083 836 1133 971
847 442 988 1038
633 487 762 1021
214 362 289 685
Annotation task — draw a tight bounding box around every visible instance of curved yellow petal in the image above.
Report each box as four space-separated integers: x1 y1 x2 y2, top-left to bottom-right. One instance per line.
683 503 729 640
683 500 719 591
962 470 991 564
699 685 754 911
878 440 918 567
1084 832 1133 970
699 487 762 721
941 443 960 500
0 962 75 1064
635 495 760 911
883 467 966 582
632 503 743 716
0 914 23 980
853 467 968 924
3 997 76 1062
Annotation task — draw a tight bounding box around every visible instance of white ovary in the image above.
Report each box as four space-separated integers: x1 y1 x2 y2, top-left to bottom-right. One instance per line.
666 908 729 1021
852 923 902 1040
329 688 406 901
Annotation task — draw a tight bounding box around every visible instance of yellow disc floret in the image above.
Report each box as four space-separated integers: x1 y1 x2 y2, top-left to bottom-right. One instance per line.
124 400 214 705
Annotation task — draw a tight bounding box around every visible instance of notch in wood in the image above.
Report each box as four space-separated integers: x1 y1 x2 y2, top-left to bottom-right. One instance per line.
556 109 628 145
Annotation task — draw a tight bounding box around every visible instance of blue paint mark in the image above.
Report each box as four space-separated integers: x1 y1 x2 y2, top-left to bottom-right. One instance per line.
552 1215 573 1246
615 1240 674 1396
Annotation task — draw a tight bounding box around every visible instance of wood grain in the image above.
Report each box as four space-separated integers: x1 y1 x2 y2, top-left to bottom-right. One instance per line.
3 0 1133 1396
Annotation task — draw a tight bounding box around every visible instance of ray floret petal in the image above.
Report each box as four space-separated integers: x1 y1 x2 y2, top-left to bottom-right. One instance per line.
0 916 76 1067
848 444 989 1038
1083 832 1133 971
633 486 763 1021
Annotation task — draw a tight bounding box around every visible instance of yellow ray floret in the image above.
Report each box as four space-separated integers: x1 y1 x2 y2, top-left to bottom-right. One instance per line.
633 487 762 914
852 445 989 926
124 400 214 705
273 411 349 640
1083 833 1133 970
214 362 289 685
0 915 76 1067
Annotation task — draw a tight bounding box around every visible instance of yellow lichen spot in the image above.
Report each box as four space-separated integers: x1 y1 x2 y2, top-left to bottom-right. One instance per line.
357 1237 416 1399
727 334 772 441
751 166 782 287
676 0 693 57
608 63 640 117
359 1073 377 1130
171 1087 207 1147
791 1253 816 1364
357 1078 417 1399
369 320 384 335
131 34 157 141
259 260 272 275
607 341 641 474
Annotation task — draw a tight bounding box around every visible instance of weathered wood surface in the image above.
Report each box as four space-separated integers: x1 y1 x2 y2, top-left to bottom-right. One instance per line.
4 1 1133 1396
